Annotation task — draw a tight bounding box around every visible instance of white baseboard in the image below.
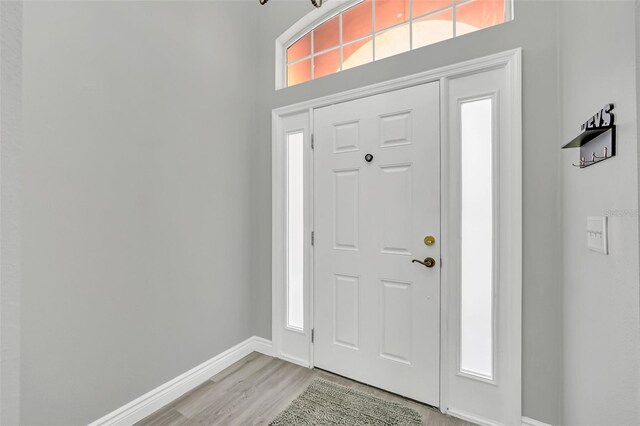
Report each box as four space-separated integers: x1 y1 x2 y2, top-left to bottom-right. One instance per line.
89 336 548 426
447 409 503 426
89 336 273 426
522 416 552 426
448 409 551 426
279 352 310 368
251 336 274 357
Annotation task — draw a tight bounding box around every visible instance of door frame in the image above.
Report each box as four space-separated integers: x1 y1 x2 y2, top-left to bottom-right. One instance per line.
272 48 522 422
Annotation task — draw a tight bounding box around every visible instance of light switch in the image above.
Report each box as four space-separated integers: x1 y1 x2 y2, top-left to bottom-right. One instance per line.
587 216 608 254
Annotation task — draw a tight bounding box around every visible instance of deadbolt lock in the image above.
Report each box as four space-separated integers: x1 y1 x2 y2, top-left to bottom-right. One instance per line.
424 235 436 246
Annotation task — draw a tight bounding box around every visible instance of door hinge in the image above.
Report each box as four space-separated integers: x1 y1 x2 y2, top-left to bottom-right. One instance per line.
311 133 314 150
311 328 315 343
311 231 315 246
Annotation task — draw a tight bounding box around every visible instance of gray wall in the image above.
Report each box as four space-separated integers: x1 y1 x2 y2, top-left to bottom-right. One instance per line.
637 0 640 326
1 1 23 425
559 2 640 425
253 1 563 423
21 2 258 424
15 1 640 425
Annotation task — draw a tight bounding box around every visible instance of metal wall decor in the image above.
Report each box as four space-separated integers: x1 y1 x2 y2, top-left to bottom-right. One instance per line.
562 103 617 168
259 0 323 7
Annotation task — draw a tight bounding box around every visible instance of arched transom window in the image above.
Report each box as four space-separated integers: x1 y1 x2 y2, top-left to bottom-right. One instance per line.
285 0 512 87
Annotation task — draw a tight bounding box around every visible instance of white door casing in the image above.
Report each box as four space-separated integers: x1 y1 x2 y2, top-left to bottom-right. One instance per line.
272 49 522 426
313 83 441 405
441 65 522 426
272 111 313 367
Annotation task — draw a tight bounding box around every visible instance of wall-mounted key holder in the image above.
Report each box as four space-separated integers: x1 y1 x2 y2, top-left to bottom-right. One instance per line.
562 104 616 168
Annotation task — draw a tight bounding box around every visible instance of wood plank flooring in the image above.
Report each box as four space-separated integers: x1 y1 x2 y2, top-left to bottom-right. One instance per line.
136 352 474 426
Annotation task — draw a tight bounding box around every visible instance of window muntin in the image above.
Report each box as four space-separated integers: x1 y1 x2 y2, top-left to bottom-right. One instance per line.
375 0 410 31
413 0 452 17
314 48 341 79
313 15 340 52
287 59 312 87
287 33 311 63
374 22 410 60
343 0 372 42
285 0 509 87
343 37 373 70
413 9 453 49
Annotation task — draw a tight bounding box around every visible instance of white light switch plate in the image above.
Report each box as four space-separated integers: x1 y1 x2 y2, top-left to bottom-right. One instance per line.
587 216 608 254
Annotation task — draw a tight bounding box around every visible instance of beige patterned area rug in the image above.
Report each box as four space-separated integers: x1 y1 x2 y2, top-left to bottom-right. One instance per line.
269 378 422 426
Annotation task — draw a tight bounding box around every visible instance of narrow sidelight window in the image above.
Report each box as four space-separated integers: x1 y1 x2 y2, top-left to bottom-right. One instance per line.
460 98 494 379
286 132 305 330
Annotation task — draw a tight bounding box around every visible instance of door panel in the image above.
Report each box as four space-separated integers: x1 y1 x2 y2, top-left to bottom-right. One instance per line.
379 163 413 255
313 82 441 405
334 274 359 349
333 169 359 250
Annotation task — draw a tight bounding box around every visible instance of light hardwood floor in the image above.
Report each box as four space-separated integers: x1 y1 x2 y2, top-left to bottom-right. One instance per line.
136 352 474 426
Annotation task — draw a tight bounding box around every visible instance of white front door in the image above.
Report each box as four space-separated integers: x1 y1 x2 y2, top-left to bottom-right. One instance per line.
313 82 441 405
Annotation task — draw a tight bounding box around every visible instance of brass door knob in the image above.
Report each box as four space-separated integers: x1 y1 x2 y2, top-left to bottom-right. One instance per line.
412 257 436 268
